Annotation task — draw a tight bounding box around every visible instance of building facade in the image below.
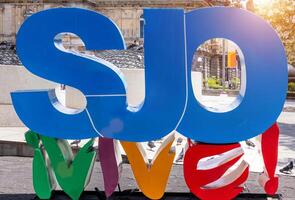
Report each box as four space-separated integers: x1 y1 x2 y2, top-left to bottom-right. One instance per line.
0 0 230 44
0 0 242 91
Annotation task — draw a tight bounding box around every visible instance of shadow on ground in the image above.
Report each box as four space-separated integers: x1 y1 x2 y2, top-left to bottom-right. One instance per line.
0 192 282 200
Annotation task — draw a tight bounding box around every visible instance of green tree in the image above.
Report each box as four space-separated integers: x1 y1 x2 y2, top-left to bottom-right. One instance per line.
254 0 295 66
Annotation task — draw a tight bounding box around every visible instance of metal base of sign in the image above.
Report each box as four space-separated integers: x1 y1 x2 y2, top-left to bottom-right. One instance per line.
31 190 282 200
0 191 282 200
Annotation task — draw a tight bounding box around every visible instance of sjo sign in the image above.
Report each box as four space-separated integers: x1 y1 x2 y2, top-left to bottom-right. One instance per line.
12 7 287 200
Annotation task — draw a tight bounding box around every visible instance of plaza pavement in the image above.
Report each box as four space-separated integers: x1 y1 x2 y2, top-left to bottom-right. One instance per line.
0 156 294 199
1 96 295 172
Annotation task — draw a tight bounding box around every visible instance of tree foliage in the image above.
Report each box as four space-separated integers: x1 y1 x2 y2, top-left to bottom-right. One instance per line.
254 0 295 66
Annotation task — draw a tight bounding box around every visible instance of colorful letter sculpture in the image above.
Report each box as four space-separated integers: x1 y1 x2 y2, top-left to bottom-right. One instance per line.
25 131 96 200
25 125 282 200
184 142 249 200
98 138 123 197
258 123 280 195
12 7 287 143
10 5 288 200
121 134 176 199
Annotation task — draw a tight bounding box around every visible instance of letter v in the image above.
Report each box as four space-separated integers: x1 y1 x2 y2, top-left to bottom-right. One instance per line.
25 131 96 200
38 132 95 200
121 134 175 199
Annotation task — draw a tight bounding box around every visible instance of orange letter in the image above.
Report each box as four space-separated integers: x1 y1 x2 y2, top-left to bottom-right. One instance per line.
121 134 175 199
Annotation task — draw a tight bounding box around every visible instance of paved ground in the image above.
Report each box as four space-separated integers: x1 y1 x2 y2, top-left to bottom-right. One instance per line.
0 156 294 200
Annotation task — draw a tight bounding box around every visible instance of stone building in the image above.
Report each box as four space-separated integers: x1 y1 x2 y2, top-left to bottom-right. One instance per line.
0 0 241 90
0 0 230 44
192 39 242 90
